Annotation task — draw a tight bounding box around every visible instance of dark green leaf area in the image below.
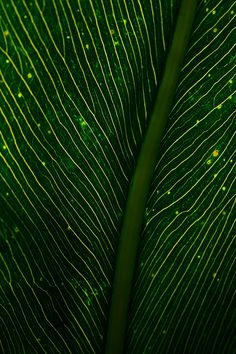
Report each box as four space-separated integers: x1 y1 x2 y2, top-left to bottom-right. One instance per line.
0 0 235 353
0 0 181 352
127 2 236 353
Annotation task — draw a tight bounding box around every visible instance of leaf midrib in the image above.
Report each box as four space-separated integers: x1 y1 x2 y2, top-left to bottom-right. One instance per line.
104 0 198 353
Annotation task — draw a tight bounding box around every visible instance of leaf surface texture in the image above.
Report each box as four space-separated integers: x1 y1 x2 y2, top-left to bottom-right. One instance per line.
0 0 235 353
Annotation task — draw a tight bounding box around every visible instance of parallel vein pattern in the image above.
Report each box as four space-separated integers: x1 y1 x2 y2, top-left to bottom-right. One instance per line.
0 0 178 352
128 2 236 353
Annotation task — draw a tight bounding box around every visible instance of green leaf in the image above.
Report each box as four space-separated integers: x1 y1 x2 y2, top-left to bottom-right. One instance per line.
0 0 235 353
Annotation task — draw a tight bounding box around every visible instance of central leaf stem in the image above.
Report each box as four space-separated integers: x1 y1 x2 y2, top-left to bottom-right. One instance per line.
105 1 198 353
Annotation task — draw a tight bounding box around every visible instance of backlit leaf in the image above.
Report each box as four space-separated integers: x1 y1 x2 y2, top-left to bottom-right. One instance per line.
0 0 235 353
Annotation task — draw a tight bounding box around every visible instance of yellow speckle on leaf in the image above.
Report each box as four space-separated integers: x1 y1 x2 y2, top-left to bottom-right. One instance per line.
2 145 7 150
212 10 216 15
18 92 23 98
217 104 222 109
207 159 212 165
212 149 219 157
79 117 87 128
27 72 32 79
85 43 89 49
3 30 9 37
222 186 226 191
213 28 218 33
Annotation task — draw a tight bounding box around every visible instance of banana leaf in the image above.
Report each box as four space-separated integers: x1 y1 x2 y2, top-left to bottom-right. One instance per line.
0 0 235 353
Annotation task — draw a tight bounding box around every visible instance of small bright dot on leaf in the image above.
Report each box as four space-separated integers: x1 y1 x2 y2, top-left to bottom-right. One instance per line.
18 92 23 98
206 7 209 12
212 10 216 15
212 149 219 157
123 19 127 25
6 59 9 63
207 159 212 165
85 43 89 49
167 190 171 195
213 28 218 33
213 272 217 278
222 186 226 191
207 73 211 77
42 161 46 166
217 104 222 109
229 79 233 84
66 35 70 39
222 211 226 216
80 120 87 127
213 173 218 178
231 10 234 15
2 145 6 150
110 29 115 35
27 72 32 78
197 255 201 259
196 119 200 124
3 30 9 36
175 210 179 215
